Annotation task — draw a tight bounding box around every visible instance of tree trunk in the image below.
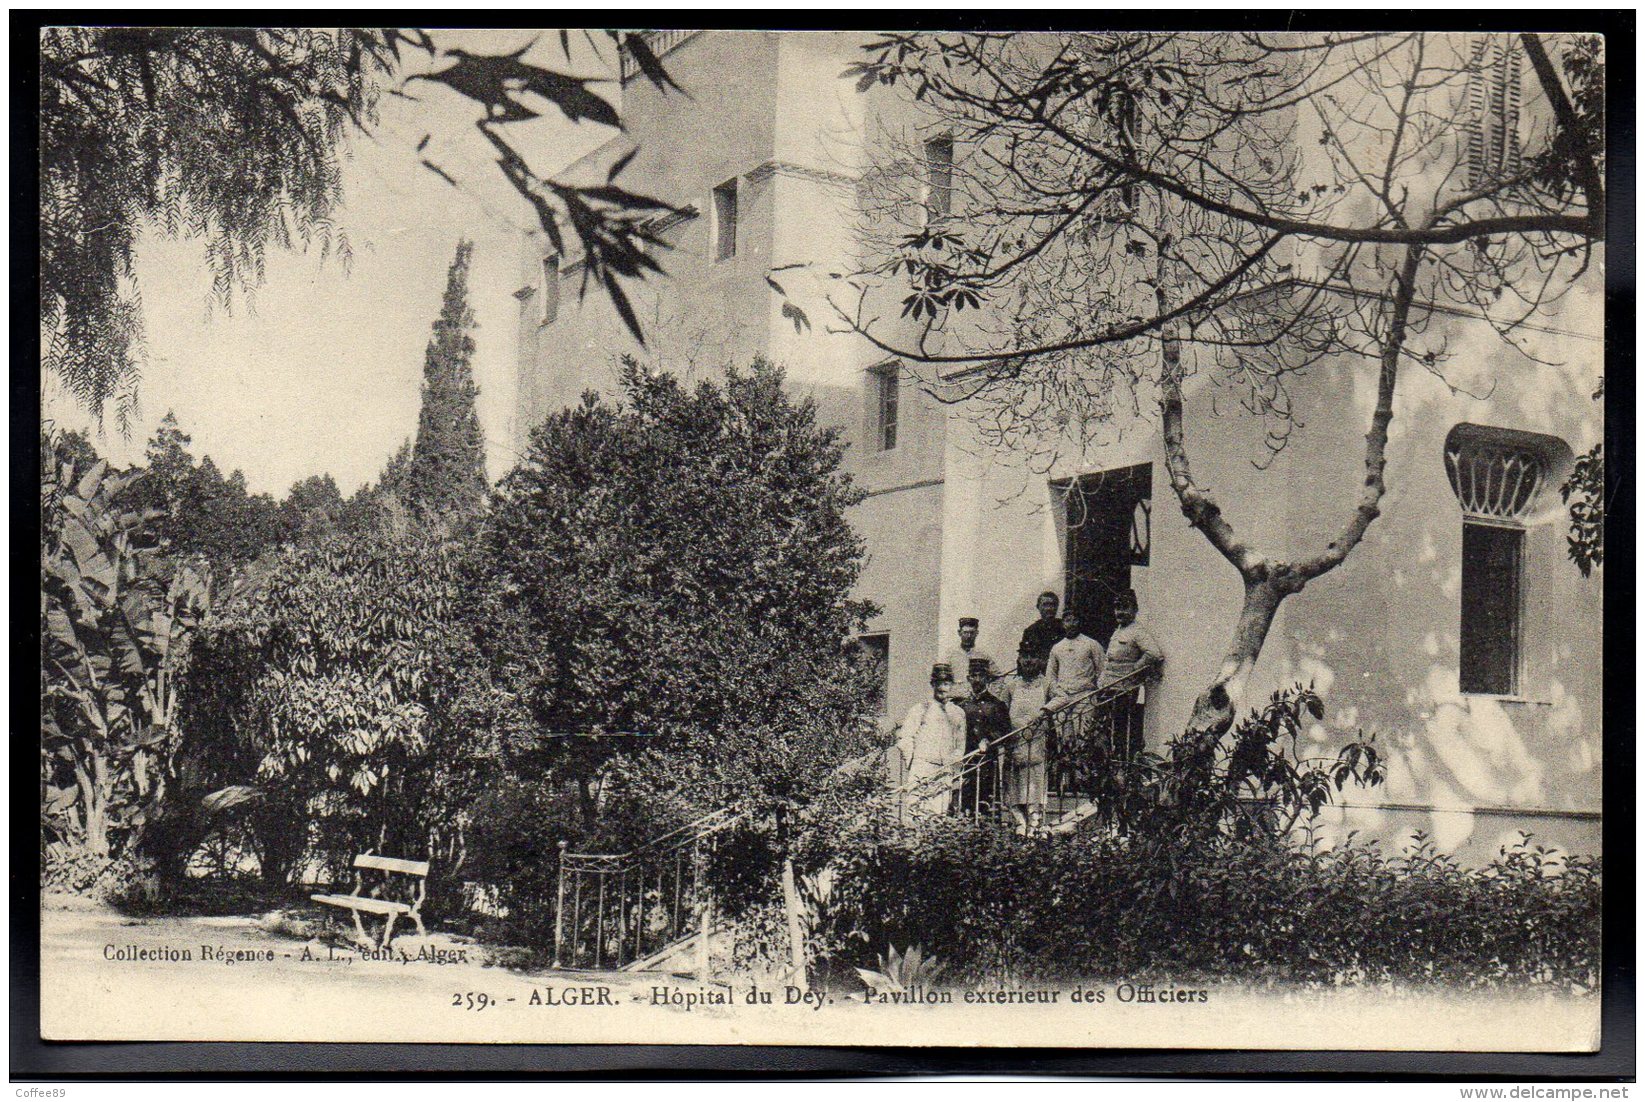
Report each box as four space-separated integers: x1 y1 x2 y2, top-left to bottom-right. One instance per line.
82 749 110 858
780 855 808 986
576 777 598 831
1160 241 1424 745
1185 573 1295 739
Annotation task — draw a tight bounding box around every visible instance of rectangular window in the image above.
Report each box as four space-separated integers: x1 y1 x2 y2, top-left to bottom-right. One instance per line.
923 136 954 221
540 256 560 325
1459 520 1523 695
858 632 891 715
871 364 899 451
712 178 738 260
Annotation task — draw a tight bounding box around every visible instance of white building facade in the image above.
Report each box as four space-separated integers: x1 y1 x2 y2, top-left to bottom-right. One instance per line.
513 30 1604 862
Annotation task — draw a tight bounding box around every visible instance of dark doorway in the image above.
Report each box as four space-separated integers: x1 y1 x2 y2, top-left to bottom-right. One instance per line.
1060 464 1151 648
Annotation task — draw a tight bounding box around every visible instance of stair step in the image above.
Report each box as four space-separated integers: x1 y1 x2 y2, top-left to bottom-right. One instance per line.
619 924 731 973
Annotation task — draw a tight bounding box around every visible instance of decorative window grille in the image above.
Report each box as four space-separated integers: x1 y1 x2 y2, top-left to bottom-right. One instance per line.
923 136 954 222
1444 439 1546 520
618 30 701 83
1129 497 1151 565
1466 35 1524 189
712 178 738 261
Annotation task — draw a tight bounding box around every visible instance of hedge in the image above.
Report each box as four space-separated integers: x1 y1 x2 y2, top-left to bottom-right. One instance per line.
799 813 1600 989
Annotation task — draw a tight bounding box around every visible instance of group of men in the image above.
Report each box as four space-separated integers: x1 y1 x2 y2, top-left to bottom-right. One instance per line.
896 590 1165 833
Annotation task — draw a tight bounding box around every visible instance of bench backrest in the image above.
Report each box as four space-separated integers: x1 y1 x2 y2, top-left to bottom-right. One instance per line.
354 854 430 877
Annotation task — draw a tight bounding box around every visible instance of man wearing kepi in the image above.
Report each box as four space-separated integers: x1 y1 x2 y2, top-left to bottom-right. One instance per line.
958 656 1011 816
1098 589 1165 762
897 663 967 814
945 617 995 701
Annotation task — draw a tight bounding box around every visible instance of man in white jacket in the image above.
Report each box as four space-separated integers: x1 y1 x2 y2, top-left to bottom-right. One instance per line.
897 663 967 814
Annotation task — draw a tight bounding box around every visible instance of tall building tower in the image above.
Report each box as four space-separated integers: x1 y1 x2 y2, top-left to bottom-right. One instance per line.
513 30 951 722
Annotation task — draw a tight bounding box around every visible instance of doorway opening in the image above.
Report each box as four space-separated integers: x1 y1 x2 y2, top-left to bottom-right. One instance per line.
1057 464 1151 647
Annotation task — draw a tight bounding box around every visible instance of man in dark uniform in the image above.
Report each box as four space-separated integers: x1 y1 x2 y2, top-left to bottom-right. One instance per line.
1019 591 1064 665
957 656 1011 817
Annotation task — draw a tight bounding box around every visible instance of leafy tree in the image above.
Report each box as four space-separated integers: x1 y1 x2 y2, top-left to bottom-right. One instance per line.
40 27 680 426
802 31 1605 738
405 239 488 522
280 472 347 540
474 359 881 839
1562 378 1605 576
41 455 208 859
208 523 493 881
133 412 286 571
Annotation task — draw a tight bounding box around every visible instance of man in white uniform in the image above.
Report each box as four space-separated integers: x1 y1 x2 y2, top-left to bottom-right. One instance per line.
897 663 967 814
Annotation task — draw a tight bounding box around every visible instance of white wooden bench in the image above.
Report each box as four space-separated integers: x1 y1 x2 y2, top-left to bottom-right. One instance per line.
311 853 429 948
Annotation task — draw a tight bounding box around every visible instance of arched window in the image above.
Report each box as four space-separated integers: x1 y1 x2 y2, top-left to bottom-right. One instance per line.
1443 424 1567 696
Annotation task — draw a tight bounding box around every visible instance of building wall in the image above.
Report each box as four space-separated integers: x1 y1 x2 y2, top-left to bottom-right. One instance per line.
513 31 1604 860
938 302 1603 862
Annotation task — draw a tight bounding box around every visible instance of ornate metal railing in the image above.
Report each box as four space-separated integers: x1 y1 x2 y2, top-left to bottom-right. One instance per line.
619 30 702 83
896 665 1156 827
553 806 741 971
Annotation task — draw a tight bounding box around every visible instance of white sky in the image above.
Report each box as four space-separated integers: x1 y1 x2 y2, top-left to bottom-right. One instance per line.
42 30 617 497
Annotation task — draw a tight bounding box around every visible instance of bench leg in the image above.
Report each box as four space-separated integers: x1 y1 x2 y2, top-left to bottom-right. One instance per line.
411 912 426 938
381 911 399 950
350 908 369 947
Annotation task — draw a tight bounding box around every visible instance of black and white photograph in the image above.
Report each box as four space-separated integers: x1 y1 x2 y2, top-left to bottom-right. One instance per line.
26 20 1621 1060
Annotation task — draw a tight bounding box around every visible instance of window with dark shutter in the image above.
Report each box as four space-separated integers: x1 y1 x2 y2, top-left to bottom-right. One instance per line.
870 363 899 451
1467 35 1523 189
712 178 738 261
540 256 560 325
1459 521 1524 695
858 632 890 715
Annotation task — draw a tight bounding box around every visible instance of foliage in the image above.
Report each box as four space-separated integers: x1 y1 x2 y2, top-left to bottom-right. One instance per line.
41 453 209 859
40 28 378 426
1165 684 1384 841
473 358 881 841
855 944 947 994
40 27 678 424
133 413 288 571
207 522 496 880
1561 379 1605 576
458 779 593 942
806 811 1600 989
280 472 348 540
1528 34 1606 205
405 239 488 523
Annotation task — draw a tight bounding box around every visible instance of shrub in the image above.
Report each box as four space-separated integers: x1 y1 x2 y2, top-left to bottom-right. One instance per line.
803 811 1600 989
472 359 882 840
458 779 591 945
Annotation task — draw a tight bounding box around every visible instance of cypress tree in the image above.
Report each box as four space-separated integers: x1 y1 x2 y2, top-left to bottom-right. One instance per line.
407 239 488 522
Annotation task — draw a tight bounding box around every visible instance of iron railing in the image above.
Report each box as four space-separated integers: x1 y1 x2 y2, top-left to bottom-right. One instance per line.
896 666 1156 827
619 30 701 83
553 806 741 971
